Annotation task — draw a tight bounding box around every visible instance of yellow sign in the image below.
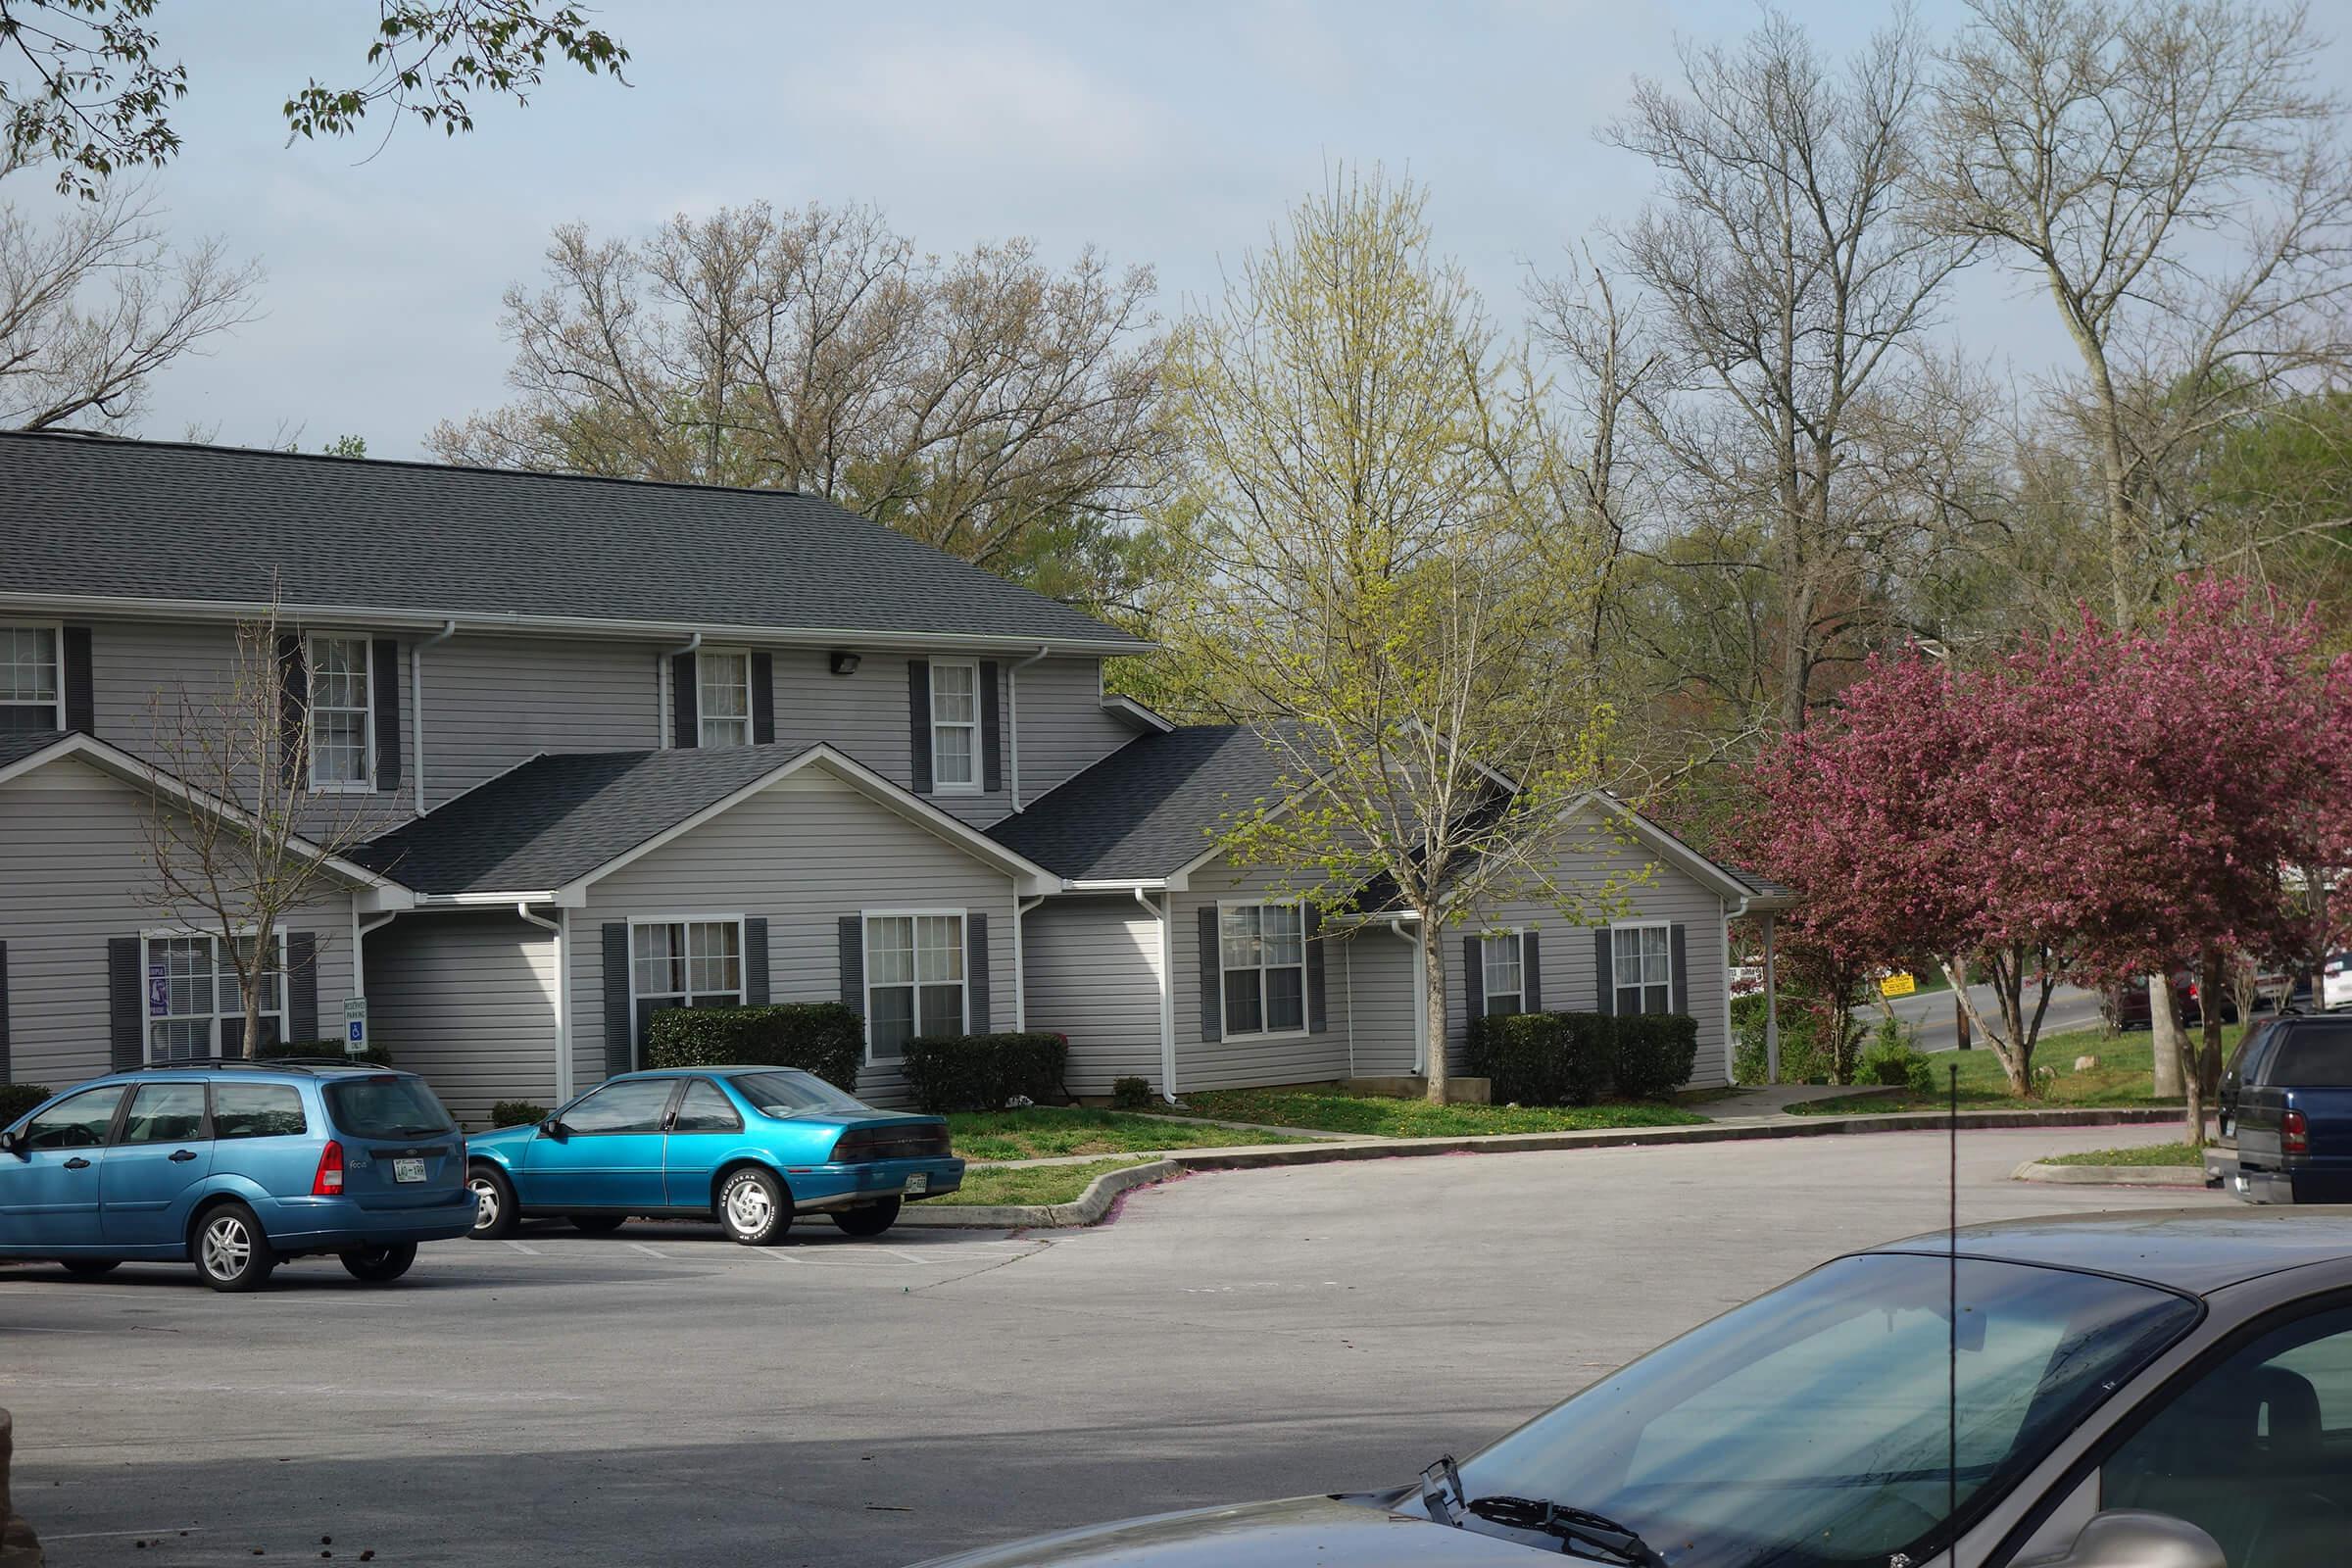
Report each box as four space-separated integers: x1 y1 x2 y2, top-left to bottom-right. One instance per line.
1879 971 1918 998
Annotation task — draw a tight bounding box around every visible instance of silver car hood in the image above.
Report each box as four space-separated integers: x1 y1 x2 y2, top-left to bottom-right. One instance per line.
913 1494 1542 1567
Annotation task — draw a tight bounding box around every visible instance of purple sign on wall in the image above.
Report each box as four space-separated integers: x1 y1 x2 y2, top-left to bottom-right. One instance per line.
148 962 169 1017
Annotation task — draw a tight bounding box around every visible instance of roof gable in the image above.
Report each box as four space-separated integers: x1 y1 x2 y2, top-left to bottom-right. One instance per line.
985 725 1294 882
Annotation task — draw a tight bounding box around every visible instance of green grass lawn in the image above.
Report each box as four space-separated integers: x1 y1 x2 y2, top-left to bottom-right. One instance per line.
1789 1024 2230 1114
943 1106 1316 1162
2041 1142 2207 1167
930 1156 1159 1206
1140 1087 1706 1138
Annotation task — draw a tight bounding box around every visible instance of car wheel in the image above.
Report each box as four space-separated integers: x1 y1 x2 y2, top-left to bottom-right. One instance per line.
193 1202 276 1293
569 1214 626 1235
338 1243 417 1284
716 1166 791 1247
60 1258 121 1278
830 1198 902 1238
467 1165 519 1239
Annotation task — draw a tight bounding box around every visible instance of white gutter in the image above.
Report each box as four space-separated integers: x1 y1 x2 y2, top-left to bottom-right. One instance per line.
514 904 571 1102
1012 893 1045 1030
1005 644 1049 811
1137 887 1177 1102
659 632 702 747
410 618 458 813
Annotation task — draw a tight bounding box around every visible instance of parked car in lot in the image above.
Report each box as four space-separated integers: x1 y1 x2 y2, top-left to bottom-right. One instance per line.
919 1210 2352 1568
2215 1013 2352 1203
464 1066 962 1244
0 1060 473 1291
2323 951 2352 1010
2109 970 2239 1030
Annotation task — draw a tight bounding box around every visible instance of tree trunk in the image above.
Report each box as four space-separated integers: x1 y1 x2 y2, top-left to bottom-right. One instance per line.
1953 955 1972 1050
242 921 270 1060
1941 953 2030 1096
1422 920 1449 1104
2198 947 2229 1101
2150 975 2185 1097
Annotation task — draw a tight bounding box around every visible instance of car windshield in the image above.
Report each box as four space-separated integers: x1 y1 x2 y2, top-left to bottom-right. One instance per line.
323 1077 457 1139
730 1070 870 1116
1444 1252 2199 1568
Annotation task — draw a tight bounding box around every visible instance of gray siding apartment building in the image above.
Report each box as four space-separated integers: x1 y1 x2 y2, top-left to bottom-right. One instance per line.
0 432 1790 1123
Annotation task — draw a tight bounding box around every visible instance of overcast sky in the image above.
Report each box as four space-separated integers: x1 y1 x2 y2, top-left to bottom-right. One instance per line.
19 0 2352 458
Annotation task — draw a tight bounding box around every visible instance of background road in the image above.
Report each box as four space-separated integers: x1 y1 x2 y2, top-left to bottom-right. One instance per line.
8 1125 2210 1568
1883 981 2106 1054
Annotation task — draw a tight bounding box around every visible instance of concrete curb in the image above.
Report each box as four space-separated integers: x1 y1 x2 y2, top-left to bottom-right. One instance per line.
902 1105 2195 1229
2011 1159 2207 1188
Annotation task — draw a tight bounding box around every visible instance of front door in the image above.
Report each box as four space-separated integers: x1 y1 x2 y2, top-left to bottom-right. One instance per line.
662 1077 746 1208
0 1085 127 1250
525 1078 678 1210
101 1081 215 1246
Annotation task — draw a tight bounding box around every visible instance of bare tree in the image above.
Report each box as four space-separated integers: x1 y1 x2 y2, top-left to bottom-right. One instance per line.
0 154 259 429
140 607 383 1055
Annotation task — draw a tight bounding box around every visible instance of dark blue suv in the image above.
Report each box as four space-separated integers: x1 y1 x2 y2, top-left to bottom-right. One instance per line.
0 1060 473 1290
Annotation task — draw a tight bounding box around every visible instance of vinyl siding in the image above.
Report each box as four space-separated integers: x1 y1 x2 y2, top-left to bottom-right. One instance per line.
1339 926 1424 1076
1013 657 1133 801
1021 894 1164 1096
567 768 1019 1105
420 633 664 800
1170 856 1351 1092
365 911 560 1128
0 756 358 1086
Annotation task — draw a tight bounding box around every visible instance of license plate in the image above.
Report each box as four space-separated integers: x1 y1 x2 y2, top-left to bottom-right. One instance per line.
392 1157 427 1184
904 1172 928 1195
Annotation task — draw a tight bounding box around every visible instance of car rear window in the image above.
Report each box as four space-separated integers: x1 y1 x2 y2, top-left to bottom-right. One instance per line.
212 1082 308 1140
323 1077 456 1139
2269 1024 2352 1087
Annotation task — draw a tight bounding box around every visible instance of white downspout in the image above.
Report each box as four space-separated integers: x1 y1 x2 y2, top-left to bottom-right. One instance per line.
1387 916 1427 1076
1006 645 1049 811
351 910 398 1010
410 619 458 814
1138 887 1176 1102
515 903 570 1103
1013 892 1044 1031
660 633 703 747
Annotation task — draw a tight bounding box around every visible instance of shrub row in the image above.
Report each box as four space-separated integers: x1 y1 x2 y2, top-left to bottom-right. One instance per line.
0 1082 52 1126
902 1032 1070 1113
490 1100 550 1128
256 1038 394 1067
641 1003 864 1092
1464 1010 1701 1105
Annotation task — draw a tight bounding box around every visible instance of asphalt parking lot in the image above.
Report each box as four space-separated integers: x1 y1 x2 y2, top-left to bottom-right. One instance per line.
7 1123 2216 1568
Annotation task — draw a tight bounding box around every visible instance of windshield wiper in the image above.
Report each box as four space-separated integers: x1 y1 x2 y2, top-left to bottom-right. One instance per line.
1464 1495 1670 1567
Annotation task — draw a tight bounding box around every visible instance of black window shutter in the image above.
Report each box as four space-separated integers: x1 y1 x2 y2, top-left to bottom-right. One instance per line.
370 638 403 793
670 653 699 750
109 937 142 1071
1197 907 1221 1042
744 916 769 1004
61 625 94 733
1305 906 1327 1034
837 916 865 1014
1594 928 1615 1015
1670 924 1690 1016
980 661 1003 793
0 940 10 1081
967 912 991 1032
751 651 775 745
1524 931 1544 1012
906 661 933 793
602 922 633 1076
1462 935 1484 1019
286 932 318 1043
276 635 306 787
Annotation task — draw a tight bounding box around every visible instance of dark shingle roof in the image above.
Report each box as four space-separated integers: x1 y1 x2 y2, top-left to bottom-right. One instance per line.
985 725 1295 880
352 744 819 894
0 432 1141 650
0 728 66 769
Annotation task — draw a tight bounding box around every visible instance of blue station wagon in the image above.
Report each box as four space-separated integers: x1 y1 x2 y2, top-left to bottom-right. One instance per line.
0 1060 475 1290
464 1066 964 1243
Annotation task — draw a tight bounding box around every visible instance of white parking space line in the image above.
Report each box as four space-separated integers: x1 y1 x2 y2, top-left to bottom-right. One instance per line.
500 1240 541 1255
42 1529 205 1543
626 1243 666 1259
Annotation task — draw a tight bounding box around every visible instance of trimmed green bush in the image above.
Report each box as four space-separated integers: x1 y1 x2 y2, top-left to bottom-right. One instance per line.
256 1038 393 1067
1858 1017 1935 1096
901 1032 1070 1113
0 1083 53 1127
641 1004 864 1092
1612 1013 1700 1100
1466 1011 1617 1105
1110 1075 1154 1110
1732 994 1833 1085
490 1100 549 1128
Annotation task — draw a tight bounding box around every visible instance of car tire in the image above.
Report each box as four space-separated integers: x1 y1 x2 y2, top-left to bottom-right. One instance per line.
193 1202 276 1293
59 1258 121 1278
338 1243 417 1284
569 1214 626 1235
830 1198 902 1238
467 1165 519 1240
716 1166 791 1247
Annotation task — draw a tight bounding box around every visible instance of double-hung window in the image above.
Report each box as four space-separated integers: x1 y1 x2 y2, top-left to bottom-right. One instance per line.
1481 932 1525 1017
146 932 284 1061
1612 923 1674 1014
0 624 62 732
929 660 980 791
307 634 372 789
864 912 965 1061
698 649 753 748
1220 903 1305 1037
631 919 744 1057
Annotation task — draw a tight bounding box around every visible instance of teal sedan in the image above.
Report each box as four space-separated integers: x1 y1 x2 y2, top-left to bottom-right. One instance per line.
463 1067 962 1244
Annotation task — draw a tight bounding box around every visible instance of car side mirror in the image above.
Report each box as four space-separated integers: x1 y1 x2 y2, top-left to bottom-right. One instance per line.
538 1119 568 1141
2019 1511 2227 1568
1 1129 23 1157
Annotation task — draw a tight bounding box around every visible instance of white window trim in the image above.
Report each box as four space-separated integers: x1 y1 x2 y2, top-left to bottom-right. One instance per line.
1480 928 1525 1017
139 927 287 1063
625 914 748 1070
928 658 983 795
861 906 971 1063
696 646 755 749
1215 897 1310 1043
1609 919 1675 1015
304 632 375 794
0 619 66 731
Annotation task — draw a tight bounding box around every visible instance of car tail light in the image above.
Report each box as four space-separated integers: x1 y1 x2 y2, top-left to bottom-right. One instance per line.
2283 1110 2310 1156
312 1140 346 1196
